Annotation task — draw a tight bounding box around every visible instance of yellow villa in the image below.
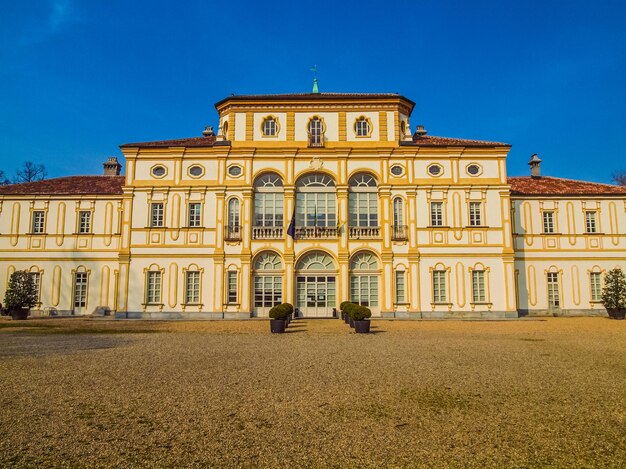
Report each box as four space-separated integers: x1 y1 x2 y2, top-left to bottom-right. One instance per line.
1 92 625 318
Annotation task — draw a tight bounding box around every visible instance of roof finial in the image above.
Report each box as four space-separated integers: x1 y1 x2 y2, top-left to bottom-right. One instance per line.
310 65 319 94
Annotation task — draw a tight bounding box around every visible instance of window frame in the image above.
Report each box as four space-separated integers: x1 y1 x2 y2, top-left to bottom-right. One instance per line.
78 210 92 234
354 116 372 138
542 210 555 234
31 210 46 234
261 116 279 137
184 270 201 305
471 270 486 303
430 201 444 227
469 201 482 227
150 203 165 228
227 271 238 304
146 271 162 305
585 210 598 233
547 271 560 309
589 271 603 302
395 270 406 304
187 203 202 228
432 270 447 304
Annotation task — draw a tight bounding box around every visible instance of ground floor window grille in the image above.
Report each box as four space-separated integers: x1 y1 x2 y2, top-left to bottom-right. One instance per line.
254 276 282 308
590 272 602 302
146 271 161 304
74 272 88 308
185 271 200 304
395 271 406 303
472 270 486 303
547 272 560 308
350 275 378 307
227 271 238 304
432 270 447 303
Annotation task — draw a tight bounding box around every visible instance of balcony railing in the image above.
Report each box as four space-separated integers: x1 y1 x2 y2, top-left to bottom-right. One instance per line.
391 225 408 241
348 226 380 239
252 225 284 239
225 225 242 241
295 226 339 239
308 138 324 148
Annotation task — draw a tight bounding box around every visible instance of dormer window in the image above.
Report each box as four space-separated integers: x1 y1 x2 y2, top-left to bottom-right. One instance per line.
354 116 371 137
307 116 324 147
262 116 278 137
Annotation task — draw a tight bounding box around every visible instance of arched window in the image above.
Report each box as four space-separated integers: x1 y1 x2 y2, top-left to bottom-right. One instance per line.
253 173 284 239
226 198 241 241
253 251 283 316
349 252 379 309
295 174 337 237
392 197 407 240
348 173 378 228
262 117 278 137
308 117 324 147
296 251 336 271
354 116 371 137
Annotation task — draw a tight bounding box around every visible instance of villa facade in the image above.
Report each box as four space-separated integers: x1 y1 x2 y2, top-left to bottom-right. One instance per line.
1 92 625 318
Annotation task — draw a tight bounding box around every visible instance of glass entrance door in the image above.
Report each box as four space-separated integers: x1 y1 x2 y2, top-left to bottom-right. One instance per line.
296 276 336 317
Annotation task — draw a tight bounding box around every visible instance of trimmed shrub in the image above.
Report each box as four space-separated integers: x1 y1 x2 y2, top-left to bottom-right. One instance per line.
339 301 353 312
269 304 289 320
602 268 626 310
281 303 294 316
4 270 37 310
342 302 358 316
350 305 372 321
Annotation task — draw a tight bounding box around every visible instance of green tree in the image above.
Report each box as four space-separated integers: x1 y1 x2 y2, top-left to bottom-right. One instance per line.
4 270 38 310
601 268 626 310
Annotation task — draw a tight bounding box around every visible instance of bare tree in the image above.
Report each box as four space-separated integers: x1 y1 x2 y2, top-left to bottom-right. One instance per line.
612 170 626 186
0 170 11 185
14 161 47 184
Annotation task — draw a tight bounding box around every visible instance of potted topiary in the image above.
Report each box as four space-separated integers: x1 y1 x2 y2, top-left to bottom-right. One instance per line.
4 270 38 320
339 301 352 321
269 304 289 333
343 302 358 327
602 267 626 320
282 303 294 324
350 305 372 333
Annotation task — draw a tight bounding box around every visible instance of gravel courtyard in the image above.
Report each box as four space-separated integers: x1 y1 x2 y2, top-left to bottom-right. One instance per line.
0 317 625 468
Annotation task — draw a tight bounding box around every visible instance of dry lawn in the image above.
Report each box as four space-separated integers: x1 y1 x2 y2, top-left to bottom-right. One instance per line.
0 317 625 468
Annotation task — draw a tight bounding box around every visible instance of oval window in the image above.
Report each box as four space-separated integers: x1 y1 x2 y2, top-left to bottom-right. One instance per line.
467 164 481 176
228 165 242 177
390 165 404 177
427 164 442 176
152 166 166 177
189 165 203 177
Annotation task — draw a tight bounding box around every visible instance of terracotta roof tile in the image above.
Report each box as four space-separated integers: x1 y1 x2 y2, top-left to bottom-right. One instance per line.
215 92 415 108
508 176 626 196
412 135 510 147
0 176 125 196
120 136 217 148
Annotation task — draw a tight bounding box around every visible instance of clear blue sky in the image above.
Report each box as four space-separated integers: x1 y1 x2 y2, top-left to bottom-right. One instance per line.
1 0 625 182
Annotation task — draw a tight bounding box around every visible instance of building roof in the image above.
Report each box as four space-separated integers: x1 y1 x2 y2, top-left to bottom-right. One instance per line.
215 92 415 108
120 136 217 148
412 135 510 147
0 176 125 196
508 176 626 196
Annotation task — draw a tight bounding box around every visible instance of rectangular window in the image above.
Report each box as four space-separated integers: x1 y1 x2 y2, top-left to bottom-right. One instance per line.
590 272 602 302
73 272 87 308
31 211 45 233
78 210 92 233
348 193 378 227
185 271 200 304
472 270 486 303
150 203 164 228
29 272 41 303
547 272 560 308
432 270 447 303
469 202 482 226
585 211 597 233
430 202 443 226
227 271 238 304
188 203 202 227
543 211 555 233
395 271 406 303
146 271 162 304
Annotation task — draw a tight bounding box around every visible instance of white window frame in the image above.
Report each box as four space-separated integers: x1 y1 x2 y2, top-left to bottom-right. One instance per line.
469 202 482 226
227 271 238 304
393 197 404 226
185 271 201 304
430 202 443 226
547 272 560 308
150 203 164 228
146 271 162 304
543 210 555 234
355 117 370 137
262 117 277 137
471 270 486 303
78 210 92 234
187 203 202 228
31 210 45 233
73 272 88 308
585 210 597 233
432 270 447 303
395 270 406 304
590 272 602 302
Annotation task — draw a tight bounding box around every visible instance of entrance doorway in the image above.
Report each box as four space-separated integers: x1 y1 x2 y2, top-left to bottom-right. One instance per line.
295 251 337 318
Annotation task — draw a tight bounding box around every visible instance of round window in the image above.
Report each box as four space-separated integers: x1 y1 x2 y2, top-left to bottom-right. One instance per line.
390 165 404 177
427 164 442 176
189 165 203 177
228 165 242 177
152 166 166 177
467 164 481 176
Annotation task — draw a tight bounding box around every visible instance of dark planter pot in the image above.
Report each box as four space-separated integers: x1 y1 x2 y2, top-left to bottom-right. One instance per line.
354 319 371 333
11 308 29 320
348 316 355 328
343 313 349 324
607 308 626 320
270 319 286 333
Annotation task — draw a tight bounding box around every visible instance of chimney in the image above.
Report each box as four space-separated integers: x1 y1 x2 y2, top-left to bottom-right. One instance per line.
529 153 542 178
413 125 427 140
202 125 215 137
103 157 122 176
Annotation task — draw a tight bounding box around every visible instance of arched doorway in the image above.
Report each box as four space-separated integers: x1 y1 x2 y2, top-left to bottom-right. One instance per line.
349 251 380 315
252 251 283 317
295 251 337 317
